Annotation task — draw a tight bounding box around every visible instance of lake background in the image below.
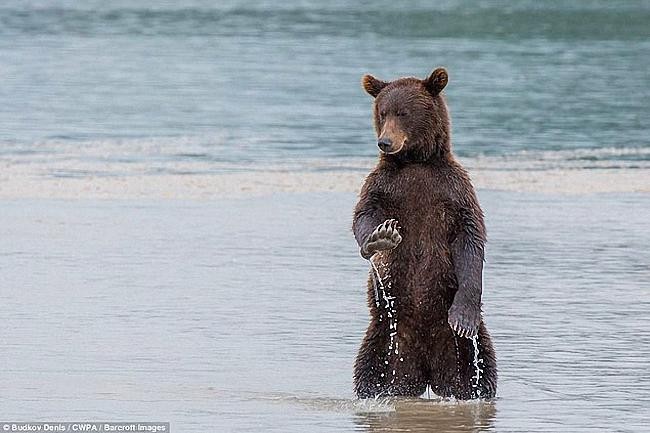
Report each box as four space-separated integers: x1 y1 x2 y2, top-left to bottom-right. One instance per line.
2 0 649 174
1 1 649 432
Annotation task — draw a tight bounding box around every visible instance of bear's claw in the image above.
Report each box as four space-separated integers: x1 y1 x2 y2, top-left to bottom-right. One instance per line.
362 219 402 259
448 302 480 339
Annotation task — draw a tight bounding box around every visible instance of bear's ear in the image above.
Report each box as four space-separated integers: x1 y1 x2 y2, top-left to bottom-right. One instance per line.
362 74 389 98
424 67 448 96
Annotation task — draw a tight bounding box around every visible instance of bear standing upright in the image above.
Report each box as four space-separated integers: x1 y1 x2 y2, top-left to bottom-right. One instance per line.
352 67 497 399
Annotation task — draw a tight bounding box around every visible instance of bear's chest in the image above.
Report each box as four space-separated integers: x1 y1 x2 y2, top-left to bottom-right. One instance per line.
378 168 457 234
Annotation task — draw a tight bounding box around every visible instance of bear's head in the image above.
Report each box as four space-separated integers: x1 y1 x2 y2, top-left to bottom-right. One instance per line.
362 67 450 162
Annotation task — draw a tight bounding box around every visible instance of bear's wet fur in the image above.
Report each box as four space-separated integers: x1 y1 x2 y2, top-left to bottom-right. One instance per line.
352 68 497 399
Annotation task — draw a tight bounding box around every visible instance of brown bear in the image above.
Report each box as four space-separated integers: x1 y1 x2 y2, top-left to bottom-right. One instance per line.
352 67 497 400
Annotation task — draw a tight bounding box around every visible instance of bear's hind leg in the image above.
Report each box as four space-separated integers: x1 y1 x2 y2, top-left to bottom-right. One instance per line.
430 322 497 400
354 326 427 398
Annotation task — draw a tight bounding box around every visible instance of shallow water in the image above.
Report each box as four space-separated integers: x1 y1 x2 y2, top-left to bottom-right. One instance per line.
2 191 649 432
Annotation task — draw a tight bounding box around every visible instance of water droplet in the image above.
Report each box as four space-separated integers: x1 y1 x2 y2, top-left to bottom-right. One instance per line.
471 336 483 398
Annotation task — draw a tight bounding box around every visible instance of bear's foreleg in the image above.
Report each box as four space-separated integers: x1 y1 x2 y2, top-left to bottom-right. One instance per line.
448 206 486 339
353 189 402 260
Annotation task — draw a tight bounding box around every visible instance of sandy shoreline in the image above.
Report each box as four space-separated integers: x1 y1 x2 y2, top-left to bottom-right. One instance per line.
2 144 649 199
0 165 648 200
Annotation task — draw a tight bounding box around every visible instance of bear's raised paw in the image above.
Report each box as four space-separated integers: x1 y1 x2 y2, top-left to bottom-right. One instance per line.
361 219 402 259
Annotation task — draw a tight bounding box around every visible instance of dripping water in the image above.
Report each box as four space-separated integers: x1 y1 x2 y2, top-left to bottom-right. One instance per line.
369 257 399 385
471 335 484 397
369 258 381 308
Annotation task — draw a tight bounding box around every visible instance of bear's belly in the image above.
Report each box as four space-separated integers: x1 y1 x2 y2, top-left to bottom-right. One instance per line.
372 201 458 322
376 245 457 324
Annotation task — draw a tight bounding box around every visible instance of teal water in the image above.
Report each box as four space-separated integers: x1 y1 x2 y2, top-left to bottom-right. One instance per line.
1 0 649 170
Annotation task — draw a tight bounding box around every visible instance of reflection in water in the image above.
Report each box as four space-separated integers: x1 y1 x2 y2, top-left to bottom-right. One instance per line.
354 398 496 433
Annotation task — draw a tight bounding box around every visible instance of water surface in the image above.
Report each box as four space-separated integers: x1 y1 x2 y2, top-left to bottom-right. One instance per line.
1 0 648 172
2 192 649 432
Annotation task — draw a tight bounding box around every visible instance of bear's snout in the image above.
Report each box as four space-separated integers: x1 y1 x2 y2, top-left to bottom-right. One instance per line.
377 117 407 154
378 137 393 152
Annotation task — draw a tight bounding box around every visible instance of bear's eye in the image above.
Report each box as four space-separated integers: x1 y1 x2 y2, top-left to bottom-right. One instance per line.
396 110 408 117
379 110 386 120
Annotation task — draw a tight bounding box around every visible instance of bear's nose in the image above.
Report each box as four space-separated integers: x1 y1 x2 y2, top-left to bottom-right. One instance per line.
378 137 393 152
